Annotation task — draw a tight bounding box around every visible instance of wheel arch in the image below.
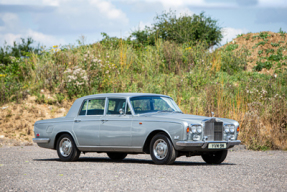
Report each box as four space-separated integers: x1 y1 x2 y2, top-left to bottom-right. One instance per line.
142 129 173 154
54 131 77 149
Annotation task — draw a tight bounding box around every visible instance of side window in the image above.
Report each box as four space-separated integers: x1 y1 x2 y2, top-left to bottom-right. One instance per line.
107 98 126 115
87 98 105 115
79 100 88 115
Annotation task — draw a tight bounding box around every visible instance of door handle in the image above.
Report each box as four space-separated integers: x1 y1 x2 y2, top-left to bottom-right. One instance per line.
74 119 81 122
101 119 108 123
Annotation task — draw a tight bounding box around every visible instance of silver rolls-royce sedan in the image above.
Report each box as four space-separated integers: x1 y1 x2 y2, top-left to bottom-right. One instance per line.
33 93 241 165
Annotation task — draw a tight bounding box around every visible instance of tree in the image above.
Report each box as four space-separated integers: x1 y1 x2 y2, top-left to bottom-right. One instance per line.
131 10 223 48
0 37 40 65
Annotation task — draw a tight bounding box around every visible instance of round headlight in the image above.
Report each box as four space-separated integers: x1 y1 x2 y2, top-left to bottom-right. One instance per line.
230 125 235 133
224 128 230 133
191 126 197 133
196 125 202 133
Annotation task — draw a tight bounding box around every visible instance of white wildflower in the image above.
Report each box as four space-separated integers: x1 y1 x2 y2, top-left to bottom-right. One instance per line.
82 76 88 81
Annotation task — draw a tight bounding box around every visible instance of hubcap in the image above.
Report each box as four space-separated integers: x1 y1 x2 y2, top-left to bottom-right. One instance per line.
153 139 168 160
59 138 72 157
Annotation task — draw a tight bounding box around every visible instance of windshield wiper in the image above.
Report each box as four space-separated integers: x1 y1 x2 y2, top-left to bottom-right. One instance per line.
172 111 183 113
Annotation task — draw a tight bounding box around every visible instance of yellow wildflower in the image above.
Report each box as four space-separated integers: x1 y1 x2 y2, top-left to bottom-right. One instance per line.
53 45 58 48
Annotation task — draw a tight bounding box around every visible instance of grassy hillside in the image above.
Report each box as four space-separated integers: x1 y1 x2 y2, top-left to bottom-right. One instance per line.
223 31 287 74
0 32 287 150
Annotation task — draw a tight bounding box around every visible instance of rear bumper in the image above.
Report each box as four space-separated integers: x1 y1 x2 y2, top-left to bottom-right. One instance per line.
176 140 241 148
33 138 50 144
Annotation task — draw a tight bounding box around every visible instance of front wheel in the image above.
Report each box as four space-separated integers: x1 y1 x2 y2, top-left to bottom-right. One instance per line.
107 152 127 161
56 134 80 161
150 133 177 165
201 150 227 164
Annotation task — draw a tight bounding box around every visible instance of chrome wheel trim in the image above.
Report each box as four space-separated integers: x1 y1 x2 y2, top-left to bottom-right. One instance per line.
59 138 72 157
153 139 168 160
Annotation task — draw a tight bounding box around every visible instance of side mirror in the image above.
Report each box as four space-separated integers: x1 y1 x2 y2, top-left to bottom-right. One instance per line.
119 108 124 115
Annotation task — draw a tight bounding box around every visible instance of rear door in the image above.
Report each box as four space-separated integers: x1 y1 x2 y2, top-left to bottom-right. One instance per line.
73 98 106 146
99 98 132 146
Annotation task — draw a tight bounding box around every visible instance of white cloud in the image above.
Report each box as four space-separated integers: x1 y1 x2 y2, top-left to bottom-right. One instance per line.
221 27 248 44
89 0 128 21
0 12 65 46
0 30 65 47
258 0 287 7
144 0 236 8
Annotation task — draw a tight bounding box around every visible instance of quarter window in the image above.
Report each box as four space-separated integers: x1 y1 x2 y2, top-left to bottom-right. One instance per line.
79 98 105 115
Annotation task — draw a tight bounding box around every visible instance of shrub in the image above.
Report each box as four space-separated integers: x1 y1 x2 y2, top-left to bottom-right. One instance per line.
254 60 273 71
132 10 222 48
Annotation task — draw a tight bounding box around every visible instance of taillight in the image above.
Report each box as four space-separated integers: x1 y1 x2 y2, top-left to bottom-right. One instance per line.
36 133 40 137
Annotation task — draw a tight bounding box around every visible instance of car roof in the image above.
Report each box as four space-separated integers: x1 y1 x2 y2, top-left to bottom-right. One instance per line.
80 93 171 99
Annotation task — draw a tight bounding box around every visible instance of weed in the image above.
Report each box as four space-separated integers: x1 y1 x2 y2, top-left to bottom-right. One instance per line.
259 32 270 40
271 42 280 47
266 48 275 55
258 50 263 56
224 44 238 51
237 34 243 38
254 60 273 71
253 41 267 48
279 28 286 38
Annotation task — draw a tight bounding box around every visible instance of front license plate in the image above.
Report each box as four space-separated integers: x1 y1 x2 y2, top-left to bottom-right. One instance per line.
208 143 226 149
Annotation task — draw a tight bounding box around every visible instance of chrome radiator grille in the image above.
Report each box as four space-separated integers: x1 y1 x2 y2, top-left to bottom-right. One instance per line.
204 119 223 141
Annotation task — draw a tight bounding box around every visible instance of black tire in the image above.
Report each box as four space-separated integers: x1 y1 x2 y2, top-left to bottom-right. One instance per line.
150 133 177 165
107 152 127 161
56 134 80 161
201 150 228 164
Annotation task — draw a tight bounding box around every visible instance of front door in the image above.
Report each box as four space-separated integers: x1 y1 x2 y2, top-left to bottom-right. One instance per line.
100 98 132 146
73 98 106 146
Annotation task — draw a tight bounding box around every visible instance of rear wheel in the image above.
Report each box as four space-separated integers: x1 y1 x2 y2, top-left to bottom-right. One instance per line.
56 134 80 161
150 133 177 165
201 150 227 164
107 152 127 161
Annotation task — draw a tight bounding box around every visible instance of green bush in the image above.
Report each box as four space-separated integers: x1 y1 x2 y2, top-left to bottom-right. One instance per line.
254 60 273 71
131 10 222 48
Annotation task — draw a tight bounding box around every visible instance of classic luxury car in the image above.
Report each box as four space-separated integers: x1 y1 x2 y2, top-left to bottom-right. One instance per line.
33 93 241 165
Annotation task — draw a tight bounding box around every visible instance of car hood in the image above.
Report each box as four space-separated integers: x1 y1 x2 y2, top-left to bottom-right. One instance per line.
144 113 239 126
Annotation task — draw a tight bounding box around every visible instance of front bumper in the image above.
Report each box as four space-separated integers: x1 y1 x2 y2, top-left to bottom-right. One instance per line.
33 138 50 144
176 140 241 148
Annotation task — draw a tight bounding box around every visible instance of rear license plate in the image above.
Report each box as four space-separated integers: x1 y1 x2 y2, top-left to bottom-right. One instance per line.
208 143 226 149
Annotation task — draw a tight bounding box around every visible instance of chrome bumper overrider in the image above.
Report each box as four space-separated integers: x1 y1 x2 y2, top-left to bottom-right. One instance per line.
176 140 241 148
33 138 50 144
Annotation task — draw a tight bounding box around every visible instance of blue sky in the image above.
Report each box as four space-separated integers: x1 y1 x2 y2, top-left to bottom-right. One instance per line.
0 0 286 47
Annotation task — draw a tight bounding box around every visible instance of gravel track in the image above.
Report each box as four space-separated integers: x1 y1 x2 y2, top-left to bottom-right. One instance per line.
0 146 286 191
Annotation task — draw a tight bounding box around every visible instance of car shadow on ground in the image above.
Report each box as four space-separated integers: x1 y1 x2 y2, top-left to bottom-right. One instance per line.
33 157 235 166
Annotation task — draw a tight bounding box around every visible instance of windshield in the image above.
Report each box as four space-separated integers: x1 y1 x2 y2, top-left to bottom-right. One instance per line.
130 96 182 114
